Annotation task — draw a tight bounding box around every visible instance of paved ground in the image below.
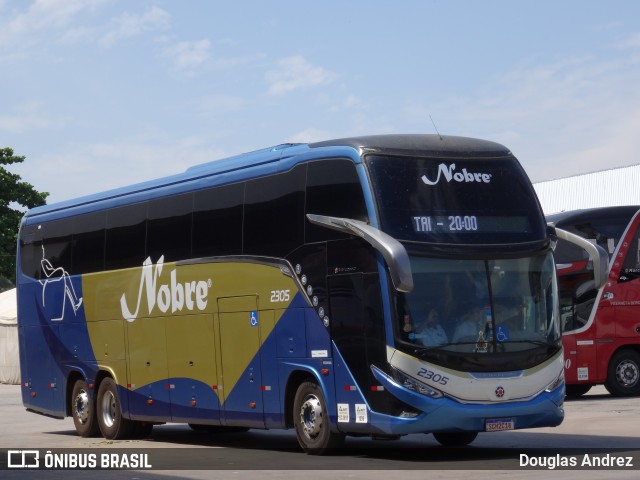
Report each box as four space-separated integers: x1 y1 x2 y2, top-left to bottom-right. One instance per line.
0 383 638 479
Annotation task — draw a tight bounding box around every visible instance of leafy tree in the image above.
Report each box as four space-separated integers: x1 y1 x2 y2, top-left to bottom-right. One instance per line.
1 148 48 288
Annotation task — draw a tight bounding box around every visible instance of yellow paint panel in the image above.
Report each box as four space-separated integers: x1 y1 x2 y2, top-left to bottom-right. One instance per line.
82 260 298 322
218 296 258 313
165 314 217 385
87 320 126 361
127 317 168 388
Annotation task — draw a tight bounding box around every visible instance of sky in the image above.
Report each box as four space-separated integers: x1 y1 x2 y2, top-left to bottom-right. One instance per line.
2 0 640 204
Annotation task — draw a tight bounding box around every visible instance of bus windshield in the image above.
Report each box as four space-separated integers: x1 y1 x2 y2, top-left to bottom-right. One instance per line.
397 252 560 356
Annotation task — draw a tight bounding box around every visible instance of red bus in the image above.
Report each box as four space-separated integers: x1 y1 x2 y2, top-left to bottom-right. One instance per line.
548 206 640 397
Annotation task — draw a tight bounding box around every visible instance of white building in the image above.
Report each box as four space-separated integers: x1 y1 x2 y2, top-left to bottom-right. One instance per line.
533 164 640 215
0 288 19 385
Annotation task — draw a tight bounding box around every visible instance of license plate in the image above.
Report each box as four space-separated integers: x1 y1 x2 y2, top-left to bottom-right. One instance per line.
485 417 515 432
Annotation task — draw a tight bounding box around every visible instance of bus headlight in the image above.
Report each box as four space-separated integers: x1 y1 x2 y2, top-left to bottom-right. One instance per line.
391 366 443 398
544 370 565 393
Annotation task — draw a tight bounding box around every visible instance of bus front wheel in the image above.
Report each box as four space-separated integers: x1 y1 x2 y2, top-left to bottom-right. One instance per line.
605 350 640 397
71 379 99 437
96 377 134 439
293 381 344 454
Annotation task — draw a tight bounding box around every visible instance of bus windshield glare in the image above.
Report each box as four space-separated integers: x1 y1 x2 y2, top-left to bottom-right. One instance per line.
397 253 560 355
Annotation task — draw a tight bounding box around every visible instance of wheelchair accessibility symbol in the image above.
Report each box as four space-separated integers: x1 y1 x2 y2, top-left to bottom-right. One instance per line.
496 326 510 342
250 311 259 327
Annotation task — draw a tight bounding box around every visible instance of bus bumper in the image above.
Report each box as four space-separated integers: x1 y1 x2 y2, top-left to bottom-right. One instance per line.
367 368 565 435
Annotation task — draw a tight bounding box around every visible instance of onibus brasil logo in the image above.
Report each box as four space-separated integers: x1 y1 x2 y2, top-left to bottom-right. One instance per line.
120 255 211 322
421 163 492 186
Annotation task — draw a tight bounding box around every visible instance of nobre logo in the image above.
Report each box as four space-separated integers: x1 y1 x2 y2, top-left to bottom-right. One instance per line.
421 163 492 186
120 255 211 322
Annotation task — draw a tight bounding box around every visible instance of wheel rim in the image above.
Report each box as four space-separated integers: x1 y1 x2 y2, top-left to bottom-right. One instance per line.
616 359 639 388
74 389 90 425
299 394 323 440
100 390 117 428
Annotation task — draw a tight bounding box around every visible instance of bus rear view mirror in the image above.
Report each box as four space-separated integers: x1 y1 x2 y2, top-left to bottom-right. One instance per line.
307 213 414 293
549 224 609 290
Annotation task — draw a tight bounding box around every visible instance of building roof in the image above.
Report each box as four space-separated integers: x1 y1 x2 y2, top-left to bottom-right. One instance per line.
534 164 640 214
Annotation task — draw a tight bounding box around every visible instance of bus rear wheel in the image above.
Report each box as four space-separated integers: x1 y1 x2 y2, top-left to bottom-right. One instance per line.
605 350 640 397
433 432 478 447
293 381 344 454
96 377 134 439
71 379 99 437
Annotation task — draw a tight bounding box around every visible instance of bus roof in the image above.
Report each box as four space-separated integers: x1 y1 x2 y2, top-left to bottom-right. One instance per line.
547 206 640 226
23 134 511 223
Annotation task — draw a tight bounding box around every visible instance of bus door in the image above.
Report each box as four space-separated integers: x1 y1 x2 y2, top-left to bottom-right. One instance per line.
601 214 640 375
563 285 600 384
218 296 271 428
328 272 387 413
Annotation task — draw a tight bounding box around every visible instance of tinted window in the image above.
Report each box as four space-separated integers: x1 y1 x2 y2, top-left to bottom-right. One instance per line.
72 211 105 274
193 183 244 257
365 155 545 244
619 227 640 284
306 159 368 243
105 203 147 269
244 166 306 257
19 224 43 279
41 218 73 274
147 193 192 262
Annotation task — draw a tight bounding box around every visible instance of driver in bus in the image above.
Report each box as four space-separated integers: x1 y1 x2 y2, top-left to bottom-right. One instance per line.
413 308 448 346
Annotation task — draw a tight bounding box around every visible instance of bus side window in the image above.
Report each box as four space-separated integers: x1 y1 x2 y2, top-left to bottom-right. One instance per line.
619 227 640 283
193 182 244 258
72 211 106 274
147 193 192 262
19 224 44 279
305 159 368 243
41 218 73 275
244 165 306 257
105 203 148 270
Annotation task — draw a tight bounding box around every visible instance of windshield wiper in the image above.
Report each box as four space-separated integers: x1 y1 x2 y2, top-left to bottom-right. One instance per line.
504 340 559 348
412 339 558 358
412 343 473 357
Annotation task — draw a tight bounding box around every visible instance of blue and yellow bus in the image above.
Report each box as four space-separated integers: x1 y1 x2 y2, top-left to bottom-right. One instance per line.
16 135 602 453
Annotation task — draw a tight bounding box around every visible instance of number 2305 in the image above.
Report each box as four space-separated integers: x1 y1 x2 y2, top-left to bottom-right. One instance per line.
270 289 290 302
417 367 449 385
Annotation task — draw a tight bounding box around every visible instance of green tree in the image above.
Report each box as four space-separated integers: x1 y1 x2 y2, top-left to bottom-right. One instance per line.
1 148 48 288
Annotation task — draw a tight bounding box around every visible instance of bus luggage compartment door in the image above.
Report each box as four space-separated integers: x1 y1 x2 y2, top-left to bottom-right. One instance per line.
218 296 272 428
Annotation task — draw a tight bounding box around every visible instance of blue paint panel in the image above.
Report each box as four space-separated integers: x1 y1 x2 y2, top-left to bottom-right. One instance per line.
221 355 265 427
126 380 172 421
18 276 98 417
304 307 331 356
275 307 306 358
259 315 282 429
169 378 222 423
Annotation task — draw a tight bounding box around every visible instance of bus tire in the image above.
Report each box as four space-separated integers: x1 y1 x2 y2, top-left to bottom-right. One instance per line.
71 379 99 437
433 431 478 447
605 349 640 397
96 377 134 439
565 384 592 398
293 381 344 454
